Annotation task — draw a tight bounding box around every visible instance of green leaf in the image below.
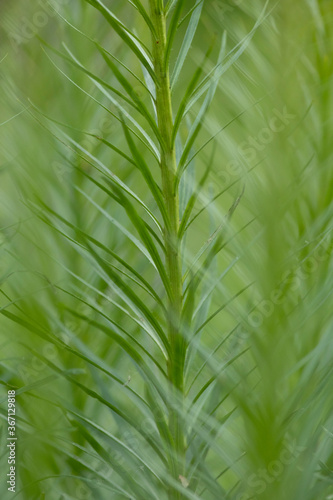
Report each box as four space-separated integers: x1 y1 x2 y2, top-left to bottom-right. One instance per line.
170 0 204 90
81 0 156 81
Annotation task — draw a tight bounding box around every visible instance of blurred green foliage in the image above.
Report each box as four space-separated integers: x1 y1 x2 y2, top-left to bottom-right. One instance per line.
0 1 333 499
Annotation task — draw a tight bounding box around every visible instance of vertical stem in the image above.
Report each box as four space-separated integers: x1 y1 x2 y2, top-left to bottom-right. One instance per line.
149 1 185 497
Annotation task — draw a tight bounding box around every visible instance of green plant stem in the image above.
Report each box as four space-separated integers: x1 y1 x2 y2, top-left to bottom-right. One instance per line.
149 1 186 497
